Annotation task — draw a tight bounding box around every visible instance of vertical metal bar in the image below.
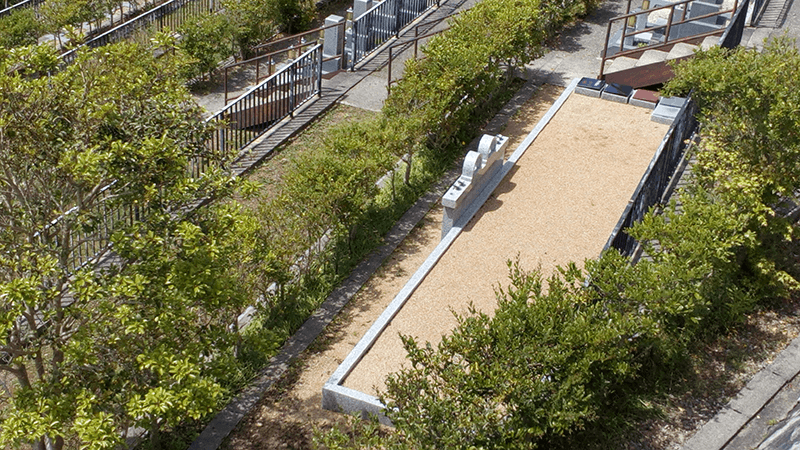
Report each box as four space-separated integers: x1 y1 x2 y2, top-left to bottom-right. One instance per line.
620 15 628 53
290 62 296 117
388 46 393 89
665 5 674 43
599 20 612 78
317 46 322 96
350 20 358 70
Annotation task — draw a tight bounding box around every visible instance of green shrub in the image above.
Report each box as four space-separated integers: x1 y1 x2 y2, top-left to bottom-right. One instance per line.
0 9 41 48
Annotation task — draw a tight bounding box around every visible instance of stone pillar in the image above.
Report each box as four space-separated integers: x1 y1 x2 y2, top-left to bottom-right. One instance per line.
322 14 345 73
353 0 374 20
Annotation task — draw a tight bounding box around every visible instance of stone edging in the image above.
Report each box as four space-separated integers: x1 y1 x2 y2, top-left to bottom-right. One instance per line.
187 75 551 450
681 335 800 450
320 77 580 422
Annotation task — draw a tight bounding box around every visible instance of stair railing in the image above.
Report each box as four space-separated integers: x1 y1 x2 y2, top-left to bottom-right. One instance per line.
599 0 738 79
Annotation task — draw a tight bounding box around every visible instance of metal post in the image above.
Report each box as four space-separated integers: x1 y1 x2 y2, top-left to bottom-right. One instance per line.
350 20 358 70
388 46 393 89
600 20 612 78
317 46 323 96
665 6 674 42
224 67 229 104
290 62 296 117
394 0 402 37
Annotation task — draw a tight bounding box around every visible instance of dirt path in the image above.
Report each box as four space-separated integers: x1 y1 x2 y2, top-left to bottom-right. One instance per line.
221 84 564 450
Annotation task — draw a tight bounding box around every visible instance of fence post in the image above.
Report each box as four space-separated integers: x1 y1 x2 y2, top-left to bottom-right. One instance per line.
394 0 402 37
349 20 358 70
290 62 296 117
317 46 323 96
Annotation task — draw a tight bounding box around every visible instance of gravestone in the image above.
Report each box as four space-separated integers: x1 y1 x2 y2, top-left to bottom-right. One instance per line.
442 134 510 237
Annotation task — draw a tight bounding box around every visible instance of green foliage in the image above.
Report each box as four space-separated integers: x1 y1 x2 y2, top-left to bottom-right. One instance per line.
178 12 237 80
382 261 652 450
223 0 313 58
384 0 597 154
0 42 244 450
0 9 41 48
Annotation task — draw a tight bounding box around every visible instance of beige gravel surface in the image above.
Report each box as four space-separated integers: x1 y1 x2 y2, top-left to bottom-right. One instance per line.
342 93 669 395
222 85 563 449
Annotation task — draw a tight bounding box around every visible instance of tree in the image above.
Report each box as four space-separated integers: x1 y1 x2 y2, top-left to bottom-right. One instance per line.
662 37 800 300
0 41 247 449
0 9 42 48
178 12 237 81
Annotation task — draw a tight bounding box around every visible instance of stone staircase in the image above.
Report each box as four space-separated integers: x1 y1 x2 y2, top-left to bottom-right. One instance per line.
602 35 720 87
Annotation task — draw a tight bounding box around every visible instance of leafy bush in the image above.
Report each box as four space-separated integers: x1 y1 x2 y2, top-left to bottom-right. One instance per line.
0 9 41 48
178 12 237 80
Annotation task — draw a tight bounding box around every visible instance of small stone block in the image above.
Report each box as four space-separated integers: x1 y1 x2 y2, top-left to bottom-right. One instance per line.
600 83 633 103
629 89 659 109
658 96 687 109
576 77 605 97
651 102 681 124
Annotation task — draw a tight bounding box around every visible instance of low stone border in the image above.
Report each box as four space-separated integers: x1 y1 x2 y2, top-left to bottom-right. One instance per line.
320 77 581 422
681 335 800 450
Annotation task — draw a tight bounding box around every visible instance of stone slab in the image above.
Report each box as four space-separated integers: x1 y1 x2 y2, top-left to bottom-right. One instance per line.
575 77 605 97
601 82 633 103
651 102 681 124
659 96 688 109
629 89 659 109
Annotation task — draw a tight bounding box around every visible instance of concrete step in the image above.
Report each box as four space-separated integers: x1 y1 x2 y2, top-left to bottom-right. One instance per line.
667 42 699 60
700 35 720 50
745 27 773 51
605 56 638 74
636 49 669 66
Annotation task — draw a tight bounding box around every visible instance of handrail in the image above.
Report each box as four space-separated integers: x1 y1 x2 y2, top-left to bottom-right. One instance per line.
387 10 459 88
206 44 323 163
0 0 41 18
250 21 342 56
599 0 738 79
222 20 346 104
387 28 443 89
60 0 220 65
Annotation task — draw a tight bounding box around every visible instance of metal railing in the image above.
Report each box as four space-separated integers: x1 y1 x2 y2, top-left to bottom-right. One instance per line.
34 181 148 273
387 11 456 88
48 46 321 272
0 0 41 18
720 0 750 48
223 21 345 104
349 0 439 68
207 44 323 162
599 0 738 79
749 0 765 25
60 0 220 65
604 95 698 256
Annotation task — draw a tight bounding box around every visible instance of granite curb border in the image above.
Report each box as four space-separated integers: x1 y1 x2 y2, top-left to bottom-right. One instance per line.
680 335 800 450
187 75 549 450
320 77 581 422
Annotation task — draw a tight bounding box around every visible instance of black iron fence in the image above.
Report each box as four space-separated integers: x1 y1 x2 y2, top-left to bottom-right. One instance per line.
604 96 698 257
35 181 147 273
60 0 220 65
47 45 321 272
0 0 41 18
749 0 765 25
720 0 750 48
206 44 323 165
349 0 439 68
